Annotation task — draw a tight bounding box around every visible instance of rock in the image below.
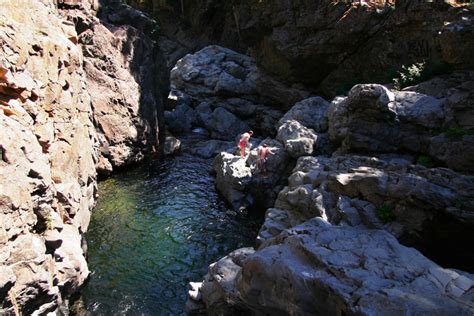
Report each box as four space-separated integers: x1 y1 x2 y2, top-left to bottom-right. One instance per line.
165 104 199 134
0 0 99 312
163 136 181 155
256 154 474 269
278 96 330 132
213 153 253 211
213 139 290 211
438 9 474 69
188 139 234 159
78 4 168 171
166 88 192 110
170 45 310 111
0 0 169 313
206 98 284 136
202 107 250 141
197 247 255 314
276 120 318 158
328 82 474 172
203 218 474 315
0 266 16 299
171 45 257 98
53 225 89 296
153 1 473 97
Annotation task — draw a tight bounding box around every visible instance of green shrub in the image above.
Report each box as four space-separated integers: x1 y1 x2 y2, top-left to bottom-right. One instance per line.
417 155 434 168
393 62 426 90
393 61 454 90
377 204 396 223
45 212 54 230
445 127 474 140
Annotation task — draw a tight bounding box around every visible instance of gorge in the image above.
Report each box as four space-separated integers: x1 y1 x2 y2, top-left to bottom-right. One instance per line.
1 0 473 315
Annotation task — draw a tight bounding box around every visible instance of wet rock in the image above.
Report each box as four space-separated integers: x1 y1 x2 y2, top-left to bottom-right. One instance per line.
163 136 181 156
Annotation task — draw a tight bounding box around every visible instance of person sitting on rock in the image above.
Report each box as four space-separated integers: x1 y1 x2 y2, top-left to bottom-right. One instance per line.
257 144 275 176
239 130 253 157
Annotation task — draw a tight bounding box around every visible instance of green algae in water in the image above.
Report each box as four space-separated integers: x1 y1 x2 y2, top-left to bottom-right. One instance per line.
81 153 260 315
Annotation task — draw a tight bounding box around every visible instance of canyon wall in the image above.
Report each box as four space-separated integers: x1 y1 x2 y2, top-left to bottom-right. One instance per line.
132 0 474 97
0 0 168 313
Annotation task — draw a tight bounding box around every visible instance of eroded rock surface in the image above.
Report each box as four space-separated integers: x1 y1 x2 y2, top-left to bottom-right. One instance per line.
148 0 474 97
194 219 474 315
0 1 97 313
67 1 169 175
329 81 474 172
167 45 313 140
192 69 474 314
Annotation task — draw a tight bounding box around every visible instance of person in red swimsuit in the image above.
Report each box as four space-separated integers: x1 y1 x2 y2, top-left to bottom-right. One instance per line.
239 130 253 157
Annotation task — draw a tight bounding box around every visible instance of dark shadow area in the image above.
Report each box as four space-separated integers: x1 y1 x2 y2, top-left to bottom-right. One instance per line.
401 213 474 273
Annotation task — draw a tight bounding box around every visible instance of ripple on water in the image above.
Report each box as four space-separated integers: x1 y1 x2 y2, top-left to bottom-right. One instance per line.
81 151 260 315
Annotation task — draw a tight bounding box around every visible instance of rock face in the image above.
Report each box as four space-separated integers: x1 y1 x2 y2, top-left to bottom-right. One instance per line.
68 1 169 175
0 1 97 314
197 218 474 315
0 0 169 314
329 79 474 172
138 0 474 97
167 45 312 140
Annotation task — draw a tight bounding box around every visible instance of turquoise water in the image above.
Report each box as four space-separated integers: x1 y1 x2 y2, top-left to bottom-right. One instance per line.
81 145 260 315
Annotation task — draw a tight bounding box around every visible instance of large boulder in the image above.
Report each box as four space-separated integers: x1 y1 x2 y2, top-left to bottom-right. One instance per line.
195 218 474 315
213 139 290 211
171 45 257 98
328 82 474 172
278 96 330 133
170 45 310 110
257 155 474 271
276 120 319 158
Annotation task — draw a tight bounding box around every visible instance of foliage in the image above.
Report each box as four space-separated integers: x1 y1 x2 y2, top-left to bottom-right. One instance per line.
376 204 396 223
393 62 426 90
45 212 54 230
393 61 454 90
445 127 474 140
417 155 434 168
